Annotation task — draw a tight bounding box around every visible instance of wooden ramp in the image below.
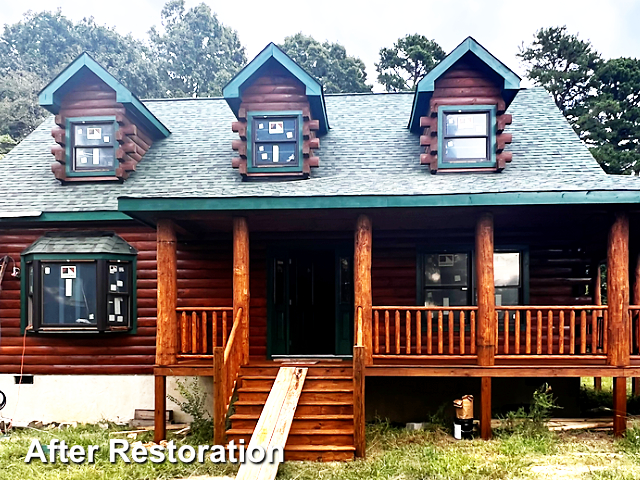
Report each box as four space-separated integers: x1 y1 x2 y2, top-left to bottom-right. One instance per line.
236 366 307 480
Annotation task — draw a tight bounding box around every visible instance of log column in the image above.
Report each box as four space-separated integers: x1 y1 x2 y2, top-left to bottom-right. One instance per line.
607 213 629 436
156 219 178 365
233 217 250 364
476 213 495 439
354 215 373 365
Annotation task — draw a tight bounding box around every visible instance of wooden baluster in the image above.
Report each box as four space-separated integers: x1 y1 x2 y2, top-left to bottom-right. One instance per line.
374 311 380 354
192 311 198 353
502 310 509 355
581 310 587 354
395 310 401 355
547 310 553 355
496 311 500 354
536 310 543 354
514 310 520 355
559 311 565 354
222 311 228 347
416 311 422 355
180 312 187 354
460 311 466 355
570 311 576 355
385 310 390 354
212 311 218 348
202 311 208 354
526 310 532 354
448 311 454 355
470 311 476 355
591 310 597 354
438 311 444 354
406 311 412 354
427 311 433 355
603 309 609 354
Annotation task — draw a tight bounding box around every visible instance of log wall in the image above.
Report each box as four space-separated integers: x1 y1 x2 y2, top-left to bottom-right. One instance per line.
50 71 153 182
0 225 157 374
420 56 513 173
231 74 320 178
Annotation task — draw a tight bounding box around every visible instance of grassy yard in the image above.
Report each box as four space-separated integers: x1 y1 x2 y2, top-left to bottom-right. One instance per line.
1 421 640 480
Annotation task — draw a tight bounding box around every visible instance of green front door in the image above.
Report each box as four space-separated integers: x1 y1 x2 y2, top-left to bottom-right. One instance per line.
267 247 353 357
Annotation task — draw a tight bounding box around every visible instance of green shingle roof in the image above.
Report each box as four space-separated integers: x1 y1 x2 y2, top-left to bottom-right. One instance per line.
2 87 640 219
22 232 137 256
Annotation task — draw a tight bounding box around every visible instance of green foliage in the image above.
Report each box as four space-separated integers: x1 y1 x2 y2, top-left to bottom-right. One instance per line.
279 33 371 94
0 134 18 160
149 0 246 97
497 383 561 435
517 26 601 122
375 34 446 92
166 377 213 444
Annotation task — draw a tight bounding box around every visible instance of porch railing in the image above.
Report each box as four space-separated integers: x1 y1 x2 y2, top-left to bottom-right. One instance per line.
495 306 607 356
630 306 640 355
176 307 234 358
372 306 478 357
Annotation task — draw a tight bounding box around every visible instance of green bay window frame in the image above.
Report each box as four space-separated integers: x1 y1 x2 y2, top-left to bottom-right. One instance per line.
65 116 119 178
21 253 137 334
246 111 304 174
437 105 497 169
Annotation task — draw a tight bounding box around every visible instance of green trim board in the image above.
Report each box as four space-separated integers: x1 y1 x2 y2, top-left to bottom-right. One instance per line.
64 116 119 178
39 52 170 139
246 111 304 174
223 43 329 135
437 105 497 169
0 212 131 223
409 37 521 133
118 189 640 214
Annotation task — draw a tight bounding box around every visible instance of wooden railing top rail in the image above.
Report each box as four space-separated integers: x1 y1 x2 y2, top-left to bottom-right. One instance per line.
374 306 478 311
224 307 243 363
495 305 606 311
176 306 233 312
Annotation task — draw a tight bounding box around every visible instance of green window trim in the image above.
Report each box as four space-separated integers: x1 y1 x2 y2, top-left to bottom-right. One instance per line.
246 111 304 175
65 116 119 178
20 253 137 334
437 105 497 170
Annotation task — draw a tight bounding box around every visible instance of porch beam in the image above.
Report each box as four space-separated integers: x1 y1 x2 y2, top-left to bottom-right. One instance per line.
607 213 629 436
233 217 250 365
354 215 373 365
156 219 178 366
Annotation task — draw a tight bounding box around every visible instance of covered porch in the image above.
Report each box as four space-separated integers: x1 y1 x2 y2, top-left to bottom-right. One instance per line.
145 204 640 454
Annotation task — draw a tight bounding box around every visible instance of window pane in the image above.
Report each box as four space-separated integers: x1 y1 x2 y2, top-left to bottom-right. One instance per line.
74 147 115 170
339 257 352 304
108 262 129 293
494 253 520 287
445 113 488 137
254 118 297 142
424 253 468 286
108 295 128 325
254 142 297 166
443 138 488 162
425 288 469 307
74 123 115 146
495 287 519 306
42 263 97 325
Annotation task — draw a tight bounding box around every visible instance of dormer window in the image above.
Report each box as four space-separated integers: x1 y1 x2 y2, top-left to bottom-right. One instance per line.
68 117 118 176
248 112 303 174
438 105 496 169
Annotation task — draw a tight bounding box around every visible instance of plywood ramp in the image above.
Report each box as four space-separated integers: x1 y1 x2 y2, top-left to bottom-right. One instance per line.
236 366 307 480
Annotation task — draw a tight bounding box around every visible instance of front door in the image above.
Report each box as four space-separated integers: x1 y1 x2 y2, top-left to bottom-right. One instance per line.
268 248 353 357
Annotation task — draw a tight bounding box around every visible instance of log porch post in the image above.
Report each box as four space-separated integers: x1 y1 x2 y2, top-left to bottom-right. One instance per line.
154 376 167 443
354 214 373 365
156 219 178 366
476 213 495 440
233 217 250 365
607 213 629 436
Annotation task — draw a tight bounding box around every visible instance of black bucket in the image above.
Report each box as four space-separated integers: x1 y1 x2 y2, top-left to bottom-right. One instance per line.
453 418 474 440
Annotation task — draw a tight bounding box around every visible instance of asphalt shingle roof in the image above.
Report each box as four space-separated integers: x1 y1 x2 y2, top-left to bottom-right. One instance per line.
22 231 137 255
2 87 640 217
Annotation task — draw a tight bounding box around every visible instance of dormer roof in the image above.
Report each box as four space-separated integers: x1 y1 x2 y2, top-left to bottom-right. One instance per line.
409 37 521 133
223 43 329 135
39 53 170 140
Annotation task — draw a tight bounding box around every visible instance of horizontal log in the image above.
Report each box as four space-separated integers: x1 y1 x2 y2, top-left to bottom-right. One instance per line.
308 119 320 131
420 135 431 147
430 97 506 113
239 103 311 118
0 346 155 356
61 99 124 110
59 107 126 118
497 114 513 131
51 145 65 162
51 127 65 145
0 365 154 375
62 90 116 102
496 151 513 163
435 77 499 88
433 87 501 98
242 84 305 95
232 157 243 168
496 133 513 152
307 156 320 168
440 69 488 79
116 130 150 151
232 122 247 139
118 124 153 146
241 93 308 104
0 355 156 365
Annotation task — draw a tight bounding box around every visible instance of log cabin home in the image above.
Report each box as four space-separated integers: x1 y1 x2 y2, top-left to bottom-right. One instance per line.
2 37 640 461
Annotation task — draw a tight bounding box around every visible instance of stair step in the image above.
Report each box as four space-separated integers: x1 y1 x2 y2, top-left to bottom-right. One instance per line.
240 366 352 377
238 386 353 393
231 414 353 421
241 377 352 389
238 391 353 403
234 402 353 415
231 418 353 430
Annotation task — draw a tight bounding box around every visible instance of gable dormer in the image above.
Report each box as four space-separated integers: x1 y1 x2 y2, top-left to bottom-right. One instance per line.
409 37 520 174
223 43 329 179
39 53 170 183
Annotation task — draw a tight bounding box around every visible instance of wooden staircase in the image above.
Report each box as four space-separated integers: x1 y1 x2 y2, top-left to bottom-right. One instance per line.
227 362 356 461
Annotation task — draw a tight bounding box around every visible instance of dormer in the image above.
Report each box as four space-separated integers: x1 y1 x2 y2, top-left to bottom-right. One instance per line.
409 37 520 174
39 53 170 183
223 43 329 179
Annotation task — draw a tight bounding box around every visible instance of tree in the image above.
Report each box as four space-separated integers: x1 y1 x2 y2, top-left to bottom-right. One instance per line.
517 26 601 123
279 34 371 93
149 0 246 97
579 58 640 174
375 34 446 92
0 70 48 140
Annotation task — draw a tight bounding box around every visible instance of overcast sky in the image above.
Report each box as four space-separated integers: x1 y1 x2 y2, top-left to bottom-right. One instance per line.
2 0 639 91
